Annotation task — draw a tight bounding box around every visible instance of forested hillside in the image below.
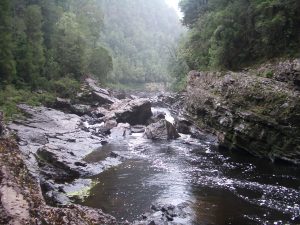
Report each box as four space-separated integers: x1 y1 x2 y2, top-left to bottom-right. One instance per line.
0 0 112 88
99 0 182 85
0 0 182 118
171 0 300 87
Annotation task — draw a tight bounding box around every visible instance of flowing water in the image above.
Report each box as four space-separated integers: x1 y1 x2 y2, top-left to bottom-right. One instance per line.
69 107 300 225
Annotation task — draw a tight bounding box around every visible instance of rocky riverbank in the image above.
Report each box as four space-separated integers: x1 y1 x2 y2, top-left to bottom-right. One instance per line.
0 77 191 224
185 59 300 164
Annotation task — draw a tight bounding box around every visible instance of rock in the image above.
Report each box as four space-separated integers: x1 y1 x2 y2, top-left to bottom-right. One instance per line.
74 162 87 167
90 107 109 118
53 98 92 116
85 78 118 104
107 98 152 125
99 120 118 134
54 97 72 109
110 152 119 158
144 119 180 140
36 147 80 182
110 123 132 139
132 125 145 133
71 104 91 116
186 60 300 164
175 117 192 134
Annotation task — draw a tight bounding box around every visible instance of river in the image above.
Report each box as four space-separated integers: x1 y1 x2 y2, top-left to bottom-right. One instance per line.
64 107 300 225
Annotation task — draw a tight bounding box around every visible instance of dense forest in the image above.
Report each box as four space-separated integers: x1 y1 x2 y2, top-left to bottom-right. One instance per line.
0 0 181 118
99 0 182 85
171 0 300 88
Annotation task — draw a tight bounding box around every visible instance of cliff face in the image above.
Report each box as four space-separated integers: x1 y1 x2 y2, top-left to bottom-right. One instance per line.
185 59 300 164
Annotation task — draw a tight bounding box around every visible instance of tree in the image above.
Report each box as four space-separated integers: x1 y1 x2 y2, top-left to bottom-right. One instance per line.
0 0 16 86
53 12 86 80
22 4 45 89
88 47 113 82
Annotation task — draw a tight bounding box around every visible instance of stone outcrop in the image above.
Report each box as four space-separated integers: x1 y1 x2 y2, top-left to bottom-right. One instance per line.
144 119 180 140
81 78 119 105
105 98 152 125
249 58 300 89
185 60 300 164
54 97 92 116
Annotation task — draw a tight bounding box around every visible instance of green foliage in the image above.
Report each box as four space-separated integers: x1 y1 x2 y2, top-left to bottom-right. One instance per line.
0 86 55 120
50 77 81 99
22 5 45 89
0 0 16 86
99 0 183 85
88 47 113 82
177 0 300 72
0 0 118 120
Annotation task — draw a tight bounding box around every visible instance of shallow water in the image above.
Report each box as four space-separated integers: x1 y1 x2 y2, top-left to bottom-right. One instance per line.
72 108 300 225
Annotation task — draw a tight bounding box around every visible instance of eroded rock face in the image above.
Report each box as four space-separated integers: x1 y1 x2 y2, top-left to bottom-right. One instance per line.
252 58 300 89
185 60 300 164
144 119 180 140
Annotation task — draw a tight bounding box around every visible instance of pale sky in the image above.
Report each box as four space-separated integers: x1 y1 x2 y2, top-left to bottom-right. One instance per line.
165 0 183 18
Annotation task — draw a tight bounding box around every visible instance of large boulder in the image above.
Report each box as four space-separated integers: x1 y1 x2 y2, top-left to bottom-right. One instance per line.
106 98 152 125
53 98 91 116
84 78 118 104
144 119 180 140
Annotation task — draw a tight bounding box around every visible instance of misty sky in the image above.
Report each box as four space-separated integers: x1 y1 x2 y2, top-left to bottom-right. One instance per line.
165 0 183 18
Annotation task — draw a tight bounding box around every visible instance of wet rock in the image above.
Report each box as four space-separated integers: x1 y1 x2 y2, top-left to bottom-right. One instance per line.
107 98 152 125
189 126 208 140
110 152 119 158
132 125 145 133
36 147 80 182
98 120 118 134
71 104 91 116
175 117 192 134
74 162 87 167
85 78 118 104
135 202 190 225
110 123 132 139
144 119 180 140
150 204 160 211
91 106 109 118
148 112 166 124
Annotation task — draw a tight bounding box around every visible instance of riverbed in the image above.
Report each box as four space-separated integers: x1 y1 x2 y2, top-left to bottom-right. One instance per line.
64 107 300 225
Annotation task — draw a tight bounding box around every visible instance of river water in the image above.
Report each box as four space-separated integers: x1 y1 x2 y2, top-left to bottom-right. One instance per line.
68 107 300 225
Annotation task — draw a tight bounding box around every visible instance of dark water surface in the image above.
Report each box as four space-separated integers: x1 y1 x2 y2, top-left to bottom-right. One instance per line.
73 109 300 225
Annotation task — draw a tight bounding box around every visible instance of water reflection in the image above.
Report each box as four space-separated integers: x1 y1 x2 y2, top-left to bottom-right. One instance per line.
70 108 300 224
